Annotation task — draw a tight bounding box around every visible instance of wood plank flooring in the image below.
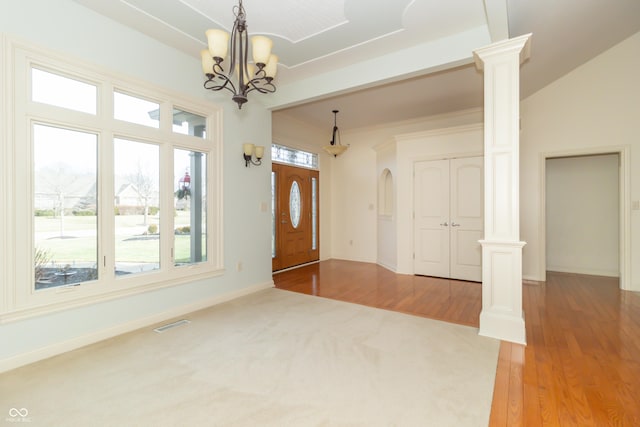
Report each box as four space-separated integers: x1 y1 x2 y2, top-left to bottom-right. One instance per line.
273 260 640 426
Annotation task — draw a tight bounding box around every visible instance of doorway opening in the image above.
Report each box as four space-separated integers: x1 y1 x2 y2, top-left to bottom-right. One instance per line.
543 148 630 289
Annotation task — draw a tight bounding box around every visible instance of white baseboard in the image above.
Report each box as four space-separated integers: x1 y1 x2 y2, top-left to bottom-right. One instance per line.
0 281 274 374
376 260 397 273
546 266 619 278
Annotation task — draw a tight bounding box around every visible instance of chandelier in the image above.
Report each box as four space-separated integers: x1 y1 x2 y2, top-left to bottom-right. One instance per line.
200 0 278 109
323 110 348 157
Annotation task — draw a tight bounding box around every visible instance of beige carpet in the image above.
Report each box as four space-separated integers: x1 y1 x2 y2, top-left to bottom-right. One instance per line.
0 289 499 426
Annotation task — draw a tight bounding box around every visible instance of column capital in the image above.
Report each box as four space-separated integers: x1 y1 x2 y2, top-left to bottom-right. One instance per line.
473 33 532 70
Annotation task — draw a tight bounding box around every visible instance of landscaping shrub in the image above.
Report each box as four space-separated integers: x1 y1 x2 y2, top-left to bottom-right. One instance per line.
34 209 55 217
175 226 190 234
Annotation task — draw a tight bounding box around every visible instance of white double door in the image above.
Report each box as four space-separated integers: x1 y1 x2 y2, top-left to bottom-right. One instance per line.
414 157 483 282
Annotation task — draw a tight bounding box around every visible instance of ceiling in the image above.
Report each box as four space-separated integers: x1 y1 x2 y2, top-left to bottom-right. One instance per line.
74 0 640 131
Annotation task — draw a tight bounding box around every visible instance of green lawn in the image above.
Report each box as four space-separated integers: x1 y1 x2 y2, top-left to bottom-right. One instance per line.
35 214 206 266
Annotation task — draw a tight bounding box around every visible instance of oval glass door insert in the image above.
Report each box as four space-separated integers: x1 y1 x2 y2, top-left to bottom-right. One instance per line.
289 181 301 228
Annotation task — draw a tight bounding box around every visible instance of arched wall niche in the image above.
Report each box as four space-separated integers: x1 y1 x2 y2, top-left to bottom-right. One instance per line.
378 168 394 217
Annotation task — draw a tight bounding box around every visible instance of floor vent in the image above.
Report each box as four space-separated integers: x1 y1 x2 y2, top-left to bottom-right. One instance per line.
153 319 191 333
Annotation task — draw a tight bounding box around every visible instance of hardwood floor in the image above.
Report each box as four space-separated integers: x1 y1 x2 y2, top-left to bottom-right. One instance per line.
273 260 640 426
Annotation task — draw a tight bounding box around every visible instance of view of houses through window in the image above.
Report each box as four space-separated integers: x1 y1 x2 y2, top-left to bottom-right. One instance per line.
25 62 219 295
34 124 99 288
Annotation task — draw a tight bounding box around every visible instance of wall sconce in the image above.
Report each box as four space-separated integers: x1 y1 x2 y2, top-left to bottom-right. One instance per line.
243 143 264 167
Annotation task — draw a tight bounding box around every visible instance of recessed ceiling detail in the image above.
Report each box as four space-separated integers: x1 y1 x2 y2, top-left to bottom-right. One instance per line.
181 0 349 43
402 0 486 41
72 0 640 132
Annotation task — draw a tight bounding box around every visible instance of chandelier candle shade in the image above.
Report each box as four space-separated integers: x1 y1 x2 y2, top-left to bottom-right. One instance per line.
201 0 278 109
323 110 348 157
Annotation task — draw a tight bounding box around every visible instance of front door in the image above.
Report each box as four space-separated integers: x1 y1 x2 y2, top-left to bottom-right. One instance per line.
272 163 319 271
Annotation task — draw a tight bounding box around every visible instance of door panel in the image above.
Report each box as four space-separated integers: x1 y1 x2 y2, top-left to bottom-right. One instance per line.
414 160 450 278
450 157 483 281
272 163 319 271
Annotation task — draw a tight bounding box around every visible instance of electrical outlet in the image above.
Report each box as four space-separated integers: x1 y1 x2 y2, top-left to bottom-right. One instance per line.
633 200 640 211
236 261 243 272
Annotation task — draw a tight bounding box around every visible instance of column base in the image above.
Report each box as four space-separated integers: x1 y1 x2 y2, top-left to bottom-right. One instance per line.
479 309 526 345
479 239 527 345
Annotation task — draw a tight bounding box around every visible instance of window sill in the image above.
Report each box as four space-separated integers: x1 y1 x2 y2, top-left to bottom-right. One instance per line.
0 267 225 324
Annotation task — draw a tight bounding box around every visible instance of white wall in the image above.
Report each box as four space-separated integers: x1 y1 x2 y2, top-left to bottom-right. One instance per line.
520 31 640 290
330 109 483 265
545 154 619 277
0 0 273 368
329 132 379 262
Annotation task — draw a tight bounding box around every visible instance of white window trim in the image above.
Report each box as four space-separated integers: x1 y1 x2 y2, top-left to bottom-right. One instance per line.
1 36 224 323
1 33 8 317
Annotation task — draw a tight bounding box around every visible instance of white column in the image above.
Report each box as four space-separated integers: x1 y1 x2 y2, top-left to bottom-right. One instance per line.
473 34 531 345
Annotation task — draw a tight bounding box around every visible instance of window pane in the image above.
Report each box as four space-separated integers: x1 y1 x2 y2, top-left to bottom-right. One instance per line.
289 181 301 229
174 149 207 266
33 124 98 289
272 143 318 169
172 108 206 138
114 91 160 128
32 68 97 115
114 139 160 276
312 177 317 250
271 171 276 258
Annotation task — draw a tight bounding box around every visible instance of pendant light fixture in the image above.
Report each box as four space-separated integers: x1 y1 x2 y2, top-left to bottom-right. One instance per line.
200 0 278 109
323 110 348 157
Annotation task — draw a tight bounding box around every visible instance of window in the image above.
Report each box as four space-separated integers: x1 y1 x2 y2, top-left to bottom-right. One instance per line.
34 124 98 289
272 143 318 169
311 177 318 250
32 68 97 115
289 181 301 229
271 171 277 258
114 138 160 277
4 41 222 319
114 91 160 128
172 108 207 138
174 149 207 266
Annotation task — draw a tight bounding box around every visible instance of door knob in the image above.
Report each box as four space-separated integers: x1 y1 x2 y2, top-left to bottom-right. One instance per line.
451 222 460 227
440 222 448 226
